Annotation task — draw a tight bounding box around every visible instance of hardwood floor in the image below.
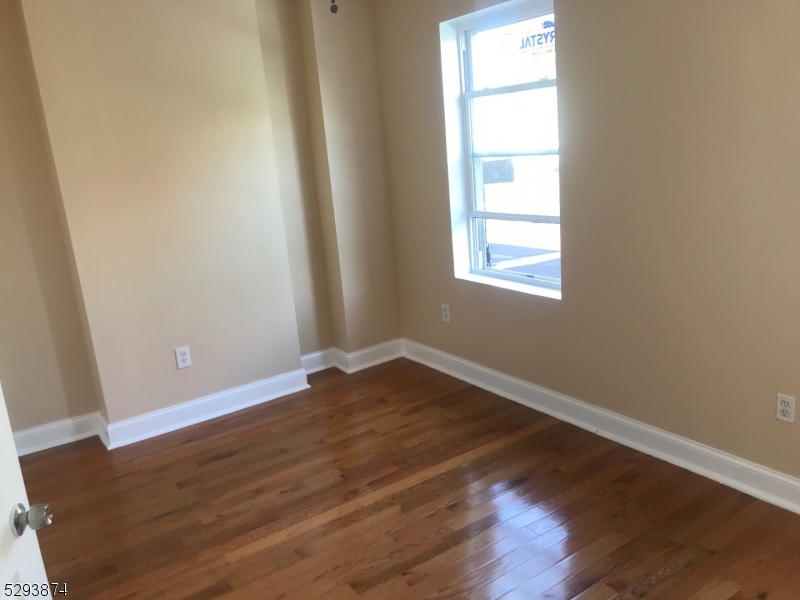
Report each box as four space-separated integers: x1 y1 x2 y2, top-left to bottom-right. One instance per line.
20 359 800 599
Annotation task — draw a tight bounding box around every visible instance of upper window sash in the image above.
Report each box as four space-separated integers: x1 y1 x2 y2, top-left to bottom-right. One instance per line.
473 150 558 158
462 40 559 157
469 211 560 224
465 78 556 99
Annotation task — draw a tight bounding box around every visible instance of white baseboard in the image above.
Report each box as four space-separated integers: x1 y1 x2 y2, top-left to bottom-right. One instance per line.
19 337 800 516
301 341 405 375
14 412 105 457
301 349 337 374
333 340 405 374
402 339 800 516
103 369 309 450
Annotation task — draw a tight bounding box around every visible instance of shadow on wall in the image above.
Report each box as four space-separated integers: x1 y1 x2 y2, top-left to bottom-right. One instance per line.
0 0 97 429
256 0 333 355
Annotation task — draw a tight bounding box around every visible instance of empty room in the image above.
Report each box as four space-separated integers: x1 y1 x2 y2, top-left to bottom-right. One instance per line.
2 0 800 598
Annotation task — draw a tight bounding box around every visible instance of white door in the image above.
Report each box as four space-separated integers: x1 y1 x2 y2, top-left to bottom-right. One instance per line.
0 381 50 595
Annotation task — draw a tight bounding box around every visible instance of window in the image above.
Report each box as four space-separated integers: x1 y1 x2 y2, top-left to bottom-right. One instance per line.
441 1 561 299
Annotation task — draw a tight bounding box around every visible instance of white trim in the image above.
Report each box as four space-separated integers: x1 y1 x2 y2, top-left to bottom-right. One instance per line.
13 337 408 456
402 339 800 516
445 0 555 34
465 78 557 100
301 349 337 374
301 342 405 376
19 338 800 517
103 369 309 450
460 271 562 299
14 412 105 457
331 340 405 375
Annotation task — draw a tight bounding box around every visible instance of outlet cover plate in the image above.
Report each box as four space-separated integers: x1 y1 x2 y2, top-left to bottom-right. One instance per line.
175 346 192 370
777 393 795 424
441 304 450 323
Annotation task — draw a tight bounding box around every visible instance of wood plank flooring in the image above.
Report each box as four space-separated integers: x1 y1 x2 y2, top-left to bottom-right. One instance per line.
20 359 800 599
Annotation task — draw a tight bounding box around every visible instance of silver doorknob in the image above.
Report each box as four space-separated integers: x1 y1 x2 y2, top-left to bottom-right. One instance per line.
10 503 52 537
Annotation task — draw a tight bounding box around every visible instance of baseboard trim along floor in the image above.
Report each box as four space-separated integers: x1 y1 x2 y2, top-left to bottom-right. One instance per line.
14 412 106 457
101 369 309 449
15 338 800 515
300 340 404 375
401 339 800 516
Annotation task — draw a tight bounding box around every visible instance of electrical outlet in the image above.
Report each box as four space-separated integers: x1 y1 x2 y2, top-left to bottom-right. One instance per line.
175 346 192 370
777 393 795 424
441 304 450 323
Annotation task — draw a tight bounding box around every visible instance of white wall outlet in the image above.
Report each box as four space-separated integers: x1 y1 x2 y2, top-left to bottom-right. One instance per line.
777 393 795 424
175 346 192 370
441 304 450 323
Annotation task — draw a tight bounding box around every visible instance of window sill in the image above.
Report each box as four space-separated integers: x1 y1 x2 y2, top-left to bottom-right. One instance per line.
457 271 562 300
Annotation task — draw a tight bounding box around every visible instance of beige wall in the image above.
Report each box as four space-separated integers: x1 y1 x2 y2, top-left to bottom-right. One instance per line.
22 0 303 423
11 0 798 490
256 0 333 355
374 0 800 478
300 0 401 353
299 0 350 352
0 0 97 431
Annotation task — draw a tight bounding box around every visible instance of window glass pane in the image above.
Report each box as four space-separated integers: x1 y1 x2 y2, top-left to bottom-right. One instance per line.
471 87 558 155
477 155 559 217
470 14 556 90
479 219 561 282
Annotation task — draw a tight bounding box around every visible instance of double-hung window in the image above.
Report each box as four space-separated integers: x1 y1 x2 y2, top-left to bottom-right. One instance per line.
441 1 561 298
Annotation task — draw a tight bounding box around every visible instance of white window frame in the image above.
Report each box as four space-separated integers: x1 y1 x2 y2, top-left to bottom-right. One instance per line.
440 0 561 300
